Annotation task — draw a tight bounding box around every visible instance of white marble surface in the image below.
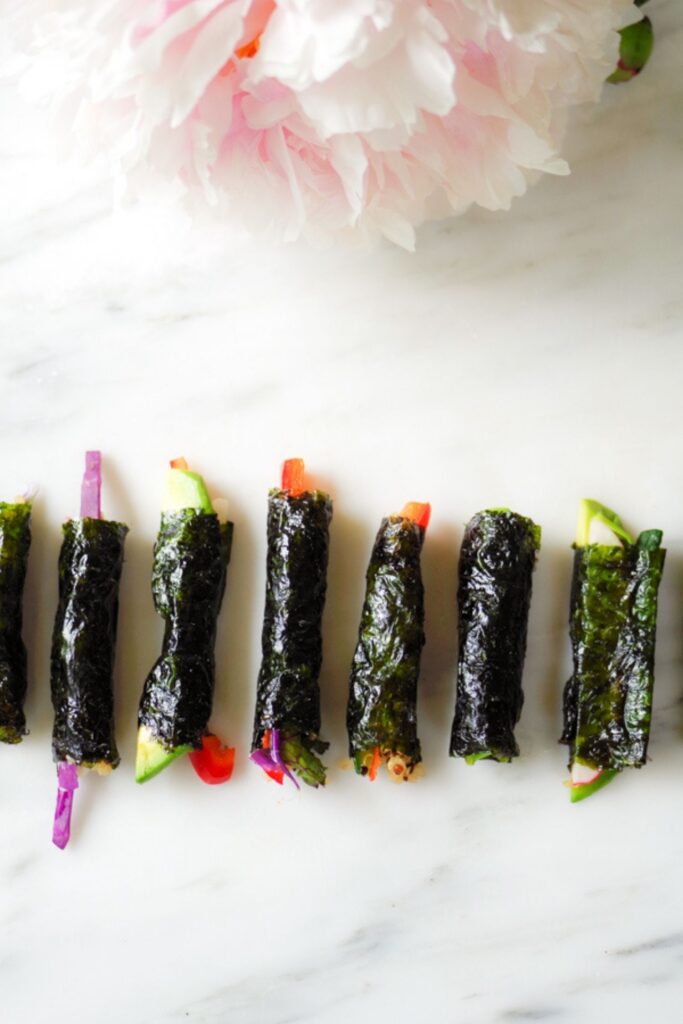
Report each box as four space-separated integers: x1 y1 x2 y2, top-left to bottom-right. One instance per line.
1 4 683 1022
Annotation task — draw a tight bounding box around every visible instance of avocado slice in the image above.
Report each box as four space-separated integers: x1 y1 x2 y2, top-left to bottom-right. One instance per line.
162 468 213 514
135 725 193 784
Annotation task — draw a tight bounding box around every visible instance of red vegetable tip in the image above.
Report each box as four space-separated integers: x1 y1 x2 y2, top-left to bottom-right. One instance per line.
400 502 431 529
368 746 381 782
189 734 235 785
281 458 306 496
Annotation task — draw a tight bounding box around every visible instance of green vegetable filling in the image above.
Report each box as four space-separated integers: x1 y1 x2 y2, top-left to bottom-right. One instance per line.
562 500 665 800
281 733 328 788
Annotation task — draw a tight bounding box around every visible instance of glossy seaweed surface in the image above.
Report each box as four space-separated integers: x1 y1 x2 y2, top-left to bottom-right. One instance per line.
450 510 540 762
138 510 232 751
347 515 426 765
561 531 665 771
0 502 32 744
252 489 332 753
51 517 128 766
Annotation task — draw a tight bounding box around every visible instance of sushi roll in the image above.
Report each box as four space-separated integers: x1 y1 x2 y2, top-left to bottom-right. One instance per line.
450 509 540 764
562 499 666 802
51 452 128 848
0 496 32 744
136 459 234 785
347 501 429 782
250 459 332 789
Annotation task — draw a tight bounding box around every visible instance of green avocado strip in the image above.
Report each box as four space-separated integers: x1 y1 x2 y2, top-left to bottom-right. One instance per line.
252 488 332 788
0 501 32 744
162 467 213 514
561 500 665 799
135 729 193 784
347 515 426 773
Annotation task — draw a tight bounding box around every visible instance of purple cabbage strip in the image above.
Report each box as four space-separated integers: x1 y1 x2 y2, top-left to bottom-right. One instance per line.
52 762 79 850
80 450 102 520
249 748 283 782
270 729 300 790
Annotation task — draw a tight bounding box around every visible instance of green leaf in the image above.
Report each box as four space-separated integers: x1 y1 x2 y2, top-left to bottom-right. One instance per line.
281 736 327 788
608 17 654 84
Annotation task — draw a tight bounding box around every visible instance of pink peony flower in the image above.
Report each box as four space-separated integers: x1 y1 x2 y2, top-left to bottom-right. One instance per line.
10 0 636 248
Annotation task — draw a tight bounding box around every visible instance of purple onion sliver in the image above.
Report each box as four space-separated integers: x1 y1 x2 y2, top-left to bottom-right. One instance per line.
80 450 102 519
57 762 79 790
249 749 274 769
270 729 300 790
52 763 79 850
249 749 283 783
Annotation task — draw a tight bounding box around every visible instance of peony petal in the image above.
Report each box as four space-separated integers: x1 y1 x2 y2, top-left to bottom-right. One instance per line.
8 0 633 247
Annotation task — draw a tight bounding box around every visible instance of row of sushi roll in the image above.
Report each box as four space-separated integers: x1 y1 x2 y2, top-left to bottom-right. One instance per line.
0 453 666 849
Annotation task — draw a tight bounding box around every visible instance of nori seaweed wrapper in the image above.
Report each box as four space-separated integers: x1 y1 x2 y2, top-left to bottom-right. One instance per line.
450 509 540 763
347 515 426 766
561 530 665 771
138 510 232 751
252 488 332 750
0 502 32 744
51 517 128 766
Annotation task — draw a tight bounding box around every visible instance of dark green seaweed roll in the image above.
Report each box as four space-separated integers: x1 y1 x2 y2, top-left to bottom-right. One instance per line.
136 458 233 784
450 509 541 764
51 459 127 772
562 500 665 802
51 452 127 850
250 459 332 789
0 499 32 744
347 501 430 783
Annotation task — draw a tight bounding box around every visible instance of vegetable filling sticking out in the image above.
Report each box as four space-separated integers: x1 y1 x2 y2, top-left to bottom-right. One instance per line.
50 451 128 849
250 459 332 789
347 501 430 782
136 458 234 784
0 495 32 745
561 499 665 803
450 509 541 764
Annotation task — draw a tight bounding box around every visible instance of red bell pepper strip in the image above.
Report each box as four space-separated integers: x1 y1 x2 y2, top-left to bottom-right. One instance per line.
400 502 431 529
188 734 236 784
281 458 306 496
